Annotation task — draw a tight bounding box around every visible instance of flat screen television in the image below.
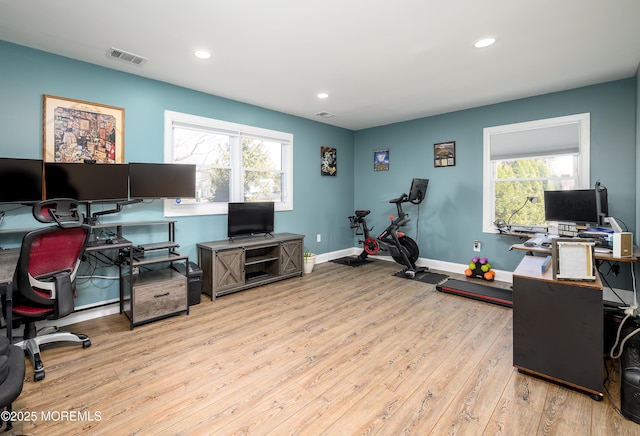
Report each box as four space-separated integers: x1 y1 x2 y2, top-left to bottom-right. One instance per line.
228 202 275 238
408 178 429 204
0 158 43 203
45 162 129 202
129 162 196 199
544 189 604 225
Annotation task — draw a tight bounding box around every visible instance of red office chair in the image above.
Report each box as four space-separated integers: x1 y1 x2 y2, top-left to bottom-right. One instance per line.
4 199 91 381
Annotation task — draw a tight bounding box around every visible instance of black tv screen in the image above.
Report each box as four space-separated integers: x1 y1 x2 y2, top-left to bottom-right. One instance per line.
45 162 129 202
0 158 43 203
129 163 196 199
228 202 275 238
543 189 600 224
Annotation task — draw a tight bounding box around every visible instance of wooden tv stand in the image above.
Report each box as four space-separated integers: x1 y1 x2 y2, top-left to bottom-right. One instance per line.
197 233 304 300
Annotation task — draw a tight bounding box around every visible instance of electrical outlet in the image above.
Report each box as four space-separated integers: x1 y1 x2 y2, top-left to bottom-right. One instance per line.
473 240 481 252
317 234 321 243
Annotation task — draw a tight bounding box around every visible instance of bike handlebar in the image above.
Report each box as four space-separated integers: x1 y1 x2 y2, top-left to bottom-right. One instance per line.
389 193 408 204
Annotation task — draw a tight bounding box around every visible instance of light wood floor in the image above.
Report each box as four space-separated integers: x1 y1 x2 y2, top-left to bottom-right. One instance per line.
6 260 638 435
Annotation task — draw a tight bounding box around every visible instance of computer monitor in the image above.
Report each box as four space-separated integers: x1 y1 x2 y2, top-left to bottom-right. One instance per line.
129 162 196 199
0 158 43 203
543 189 601 225
408 178 429 204
45 162 129 202
597 186 608 226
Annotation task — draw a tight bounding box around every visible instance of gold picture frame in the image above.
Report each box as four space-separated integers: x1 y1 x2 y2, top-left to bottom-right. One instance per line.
43 94 124 163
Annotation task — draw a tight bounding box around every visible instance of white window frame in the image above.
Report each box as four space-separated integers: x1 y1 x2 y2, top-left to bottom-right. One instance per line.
482 113 591 233
163 110 293 216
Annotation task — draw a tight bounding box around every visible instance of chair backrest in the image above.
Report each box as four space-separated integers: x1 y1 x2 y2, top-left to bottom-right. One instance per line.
13 200 90 307
32 198 84 227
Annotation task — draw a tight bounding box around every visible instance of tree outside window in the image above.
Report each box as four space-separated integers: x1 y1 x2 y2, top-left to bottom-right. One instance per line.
163 110 293 216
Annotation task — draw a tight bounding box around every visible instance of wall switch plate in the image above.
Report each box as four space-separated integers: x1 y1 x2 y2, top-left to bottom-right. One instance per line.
317 234 321 243
473 240 481 252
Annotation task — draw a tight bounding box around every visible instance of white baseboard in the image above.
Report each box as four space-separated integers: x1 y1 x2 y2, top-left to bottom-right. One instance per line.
318 247 513 284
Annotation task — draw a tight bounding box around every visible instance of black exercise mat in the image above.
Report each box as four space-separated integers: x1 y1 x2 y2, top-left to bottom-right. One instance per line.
436 279 512 307
393 270 448 284
330 256 374 267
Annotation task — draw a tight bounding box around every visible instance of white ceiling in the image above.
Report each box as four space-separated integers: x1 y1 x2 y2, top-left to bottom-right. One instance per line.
1 0 639 130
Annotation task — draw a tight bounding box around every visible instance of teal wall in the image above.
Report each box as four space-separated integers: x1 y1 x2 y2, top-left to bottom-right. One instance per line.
0 41 355 306
636 67 640 246
1 41 638 306
354 79 637 276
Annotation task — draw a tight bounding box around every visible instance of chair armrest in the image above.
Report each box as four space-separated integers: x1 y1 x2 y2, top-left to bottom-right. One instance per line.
1 284 13 341
52 271 74 318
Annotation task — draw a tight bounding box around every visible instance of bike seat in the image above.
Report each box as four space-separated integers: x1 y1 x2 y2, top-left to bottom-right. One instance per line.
354 210 370 217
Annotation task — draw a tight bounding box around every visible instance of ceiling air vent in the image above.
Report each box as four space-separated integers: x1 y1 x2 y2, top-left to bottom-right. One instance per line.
106 47 148 66
315 111 335 118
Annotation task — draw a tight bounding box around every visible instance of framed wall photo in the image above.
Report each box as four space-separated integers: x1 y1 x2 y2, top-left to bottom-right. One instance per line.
43 94 125 163
434 141 456 167
374 149 389 171
321 146 337 176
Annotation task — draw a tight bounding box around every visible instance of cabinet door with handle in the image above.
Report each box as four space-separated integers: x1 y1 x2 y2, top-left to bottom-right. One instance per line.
280 240 303 274
215 248 245 293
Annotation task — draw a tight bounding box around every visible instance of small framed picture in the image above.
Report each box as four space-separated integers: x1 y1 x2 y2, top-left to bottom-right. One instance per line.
434 141 456 167
374 149 389 171
321 146 337 176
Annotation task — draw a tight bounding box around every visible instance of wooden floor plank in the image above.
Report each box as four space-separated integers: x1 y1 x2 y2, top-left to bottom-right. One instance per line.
5 260 639 435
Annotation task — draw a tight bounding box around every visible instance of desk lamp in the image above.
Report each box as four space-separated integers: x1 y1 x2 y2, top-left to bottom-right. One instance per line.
507 196 538 231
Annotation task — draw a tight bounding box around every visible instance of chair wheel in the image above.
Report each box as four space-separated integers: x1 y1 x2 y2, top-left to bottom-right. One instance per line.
82 339 91 348
34 370 45 382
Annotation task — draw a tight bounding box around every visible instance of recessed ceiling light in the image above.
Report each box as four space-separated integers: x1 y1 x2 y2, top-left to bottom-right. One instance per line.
194 49 212 59
317 92 329 99
474 37 496 48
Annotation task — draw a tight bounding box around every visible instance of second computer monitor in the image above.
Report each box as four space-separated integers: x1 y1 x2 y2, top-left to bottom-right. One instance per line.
45 162 129 202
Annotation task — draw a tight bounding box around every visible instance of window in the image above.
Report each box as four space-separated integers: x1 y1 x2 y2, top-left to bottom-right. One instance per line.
163 111 293 216
482 113 590 232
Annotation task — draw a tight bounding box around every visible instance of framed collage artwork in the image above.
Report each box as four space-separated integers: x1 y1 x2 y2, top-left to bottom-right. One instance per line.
43 94 125 163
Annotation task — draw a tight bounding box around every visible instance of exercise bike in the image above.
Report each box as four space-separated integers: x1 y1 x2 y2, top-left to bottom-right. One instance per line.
348 178 429 278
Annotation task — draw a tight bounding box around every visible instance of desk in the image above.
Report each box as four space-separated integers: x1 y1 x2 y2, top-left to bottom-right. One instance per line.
509 242 638 263
512 255 604 399
510 240 638 306
0 220 189 329
0 249 19 284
